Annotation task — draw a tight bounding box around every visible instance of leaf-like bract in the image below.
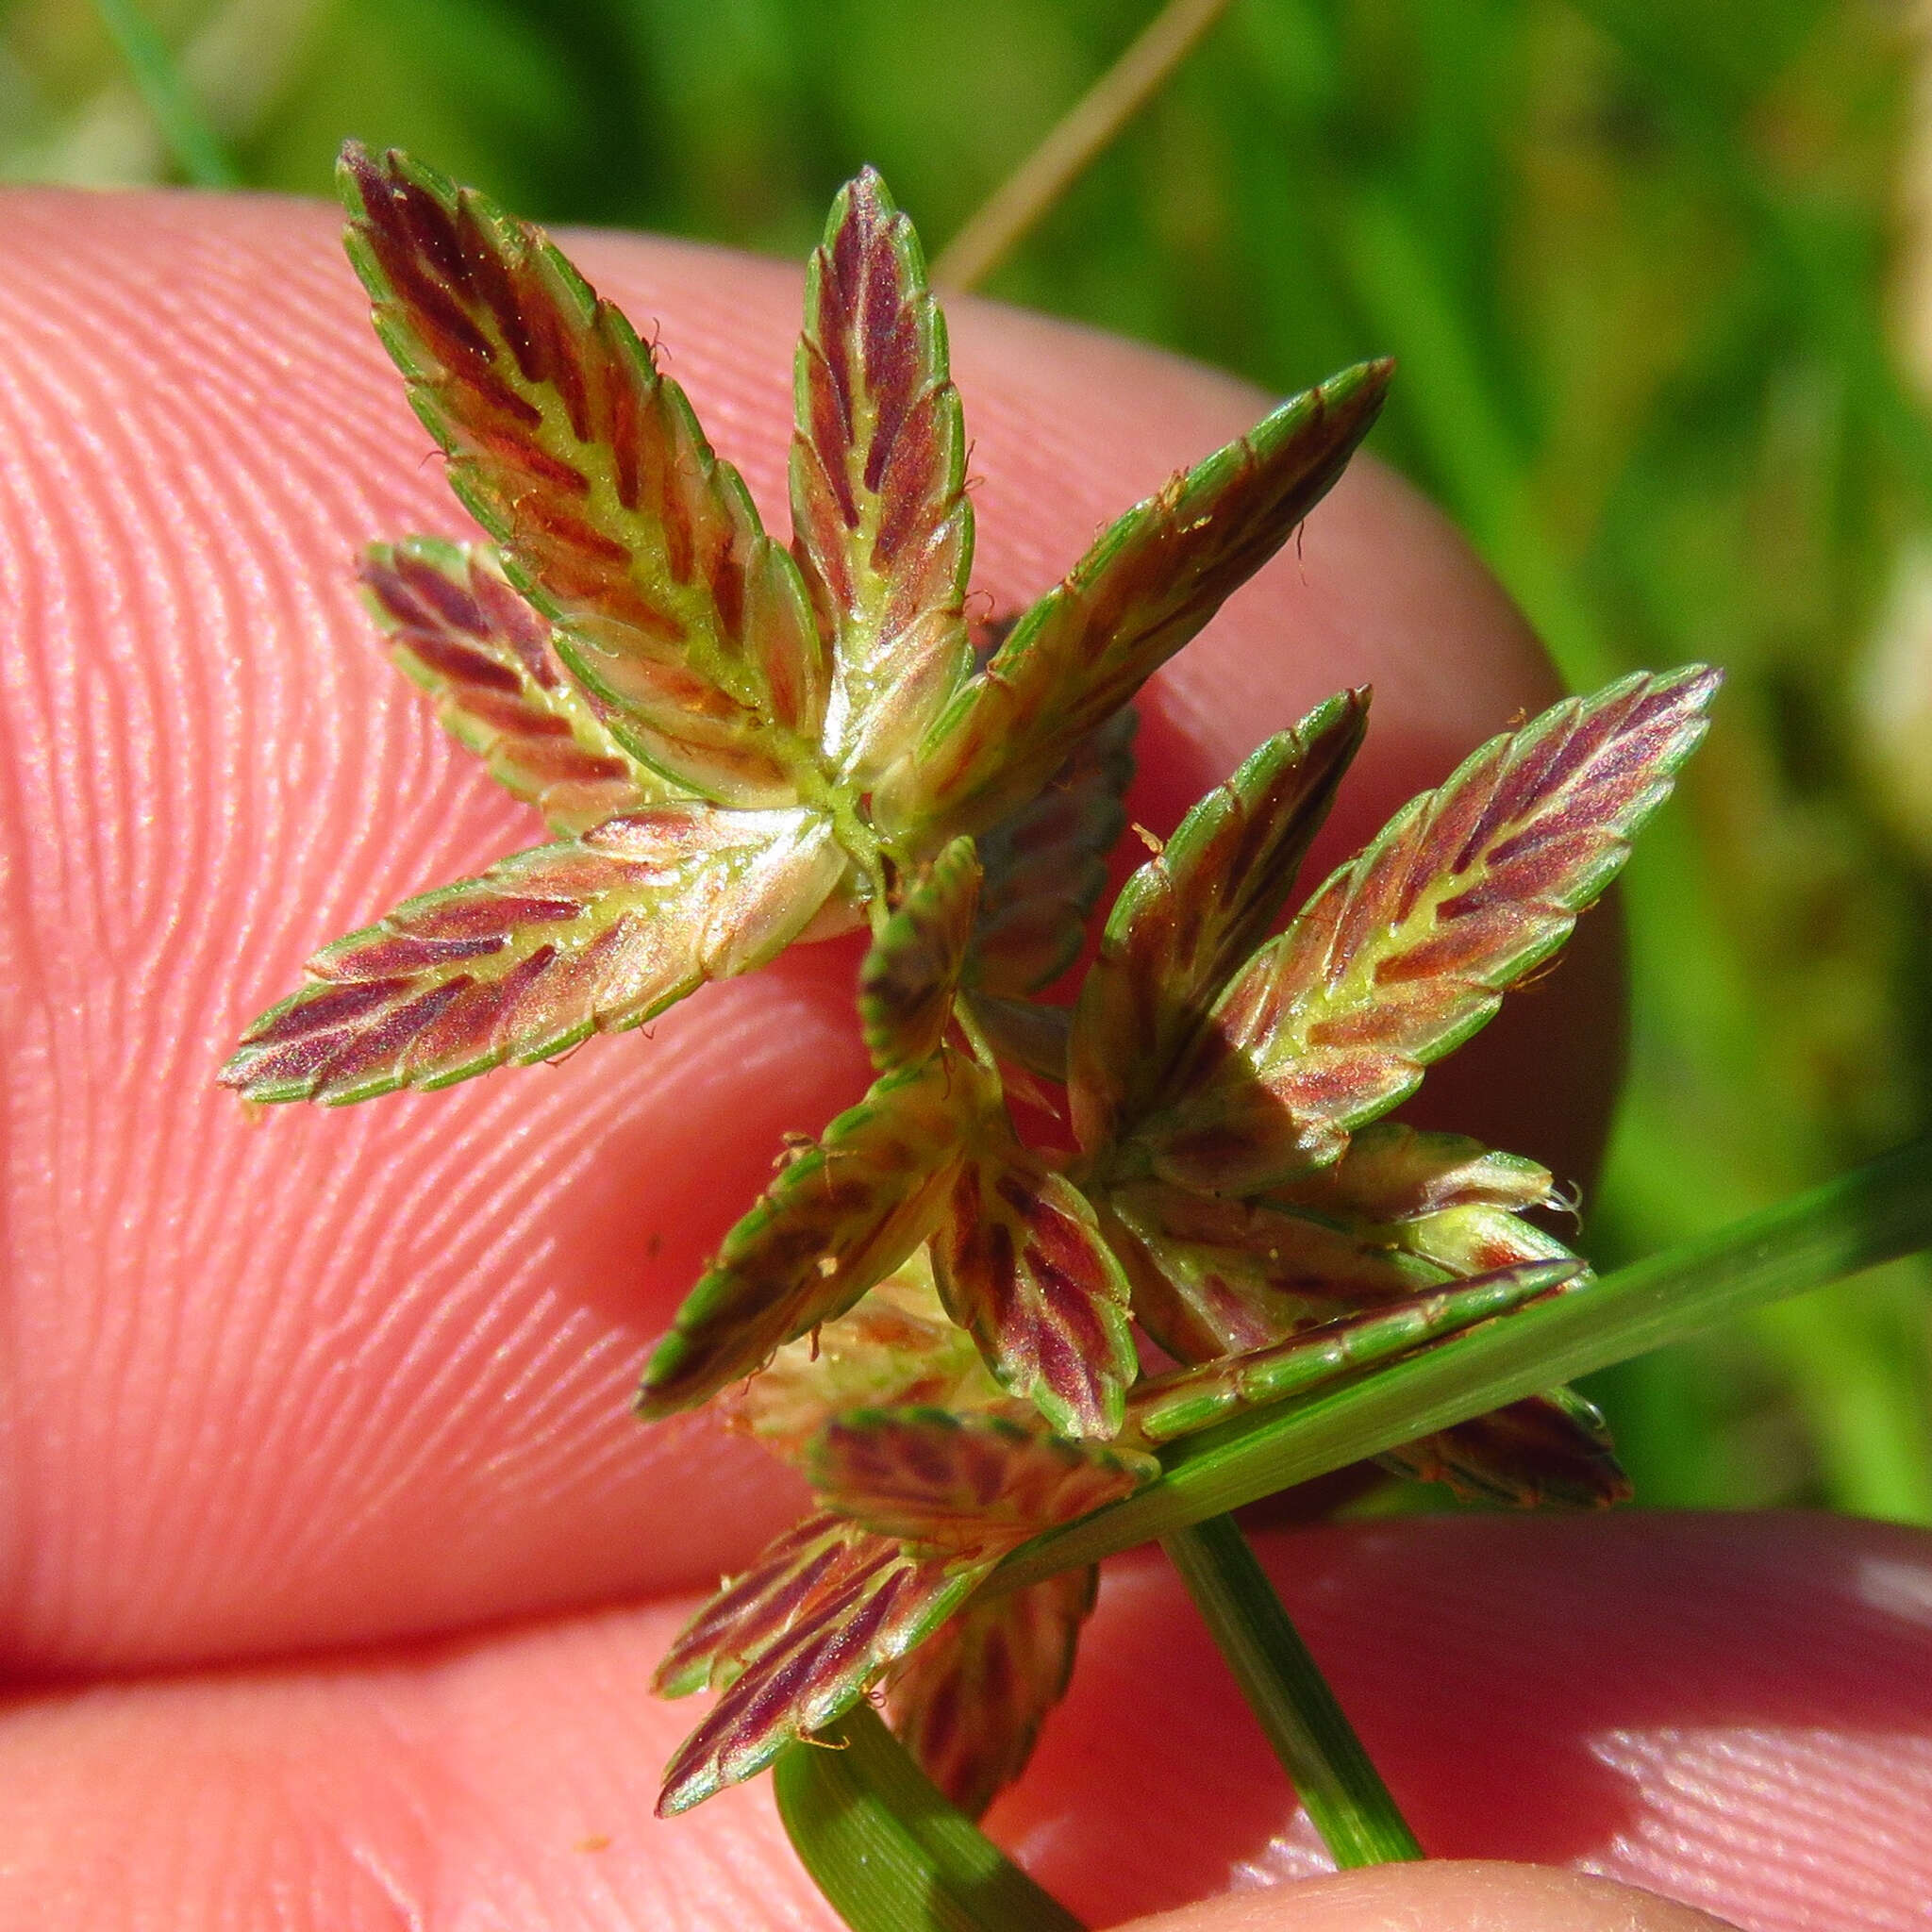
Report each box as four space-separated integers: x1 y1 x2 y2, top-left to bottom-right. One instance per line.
636 1055 974 1417
932 1143 1139 1438
791 168 973 783
809 1407 1156 1551
969 708 1137 998
220 805 846 1104
1122 1260 1583 1447
1138 666 1721 1193
886 1566 1097 1820
725 1254 1004 1464
1070 691 1367 1154
874 360 1392 838
858 837 981 1072
362 537 670 834
656 1527 978 1814
339 143 825 806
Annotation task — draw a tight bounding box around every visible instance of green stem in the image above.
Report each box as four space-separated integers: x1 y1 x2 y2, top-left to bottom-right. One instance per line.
91 0 239 189
774 1703 1086 1932
1163 1514 1424 1867
989 1136 1932 1595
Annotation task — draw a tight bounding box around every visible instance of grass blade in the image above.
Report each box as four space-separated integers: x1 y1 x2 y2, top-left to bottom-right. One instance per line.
774 1702 1086 1932
1163 1514 1423 1867
92 0 238 189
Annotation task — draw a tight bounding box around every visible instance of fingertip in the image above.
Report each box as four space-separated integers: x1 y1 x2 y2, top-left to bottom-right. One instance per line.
1121 1862 1739 1932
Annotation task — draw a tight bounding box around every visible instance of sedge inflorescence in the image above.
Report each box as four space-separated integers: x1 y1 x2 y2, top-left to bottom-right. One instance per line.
221 144 1716 1820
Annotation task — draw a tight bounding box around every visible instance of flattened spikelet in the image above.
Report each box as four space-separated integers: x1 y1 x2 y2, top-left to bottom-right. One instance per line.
791 168 974 782
1138 667 1720 1193
341 142 825 805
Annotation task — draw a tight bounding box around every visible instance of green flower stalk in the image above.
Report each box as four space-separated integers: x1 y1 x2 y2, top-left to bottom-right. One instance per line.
220 143 1717 1839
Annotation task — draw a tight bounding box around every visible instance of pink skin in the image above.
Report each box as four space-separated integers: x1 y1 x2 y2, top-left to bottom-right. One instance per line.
0 187 1923 1930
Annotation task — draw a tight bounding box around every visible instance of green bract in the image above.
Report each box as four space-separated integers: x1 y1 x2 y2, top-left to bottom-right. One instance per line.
220 144 1719 1833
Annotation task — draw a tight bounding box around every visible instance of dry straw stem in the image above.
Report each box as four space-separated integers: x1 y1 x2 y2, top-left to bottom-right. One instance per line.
932 0 1237 291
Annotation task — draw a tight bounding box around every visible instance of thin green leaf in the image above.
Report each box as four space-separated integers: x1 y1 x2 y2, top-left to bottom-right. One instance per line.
859 837 981 1072
809 1407 1156 1551
970 708 1138 998
1071 691 1367 1154
636 1054 975 1417
987 1137 1932 1594
792 169 974 783
1163 1516 1423 1867
92 0 238 188
774 1703 1086 1932
933 1142 1139 1438
1136 666 1721 1194
220 805 846 1105
362 537 673 834
886 1566 1097 1821
338 143 825 807
874 359 1391 839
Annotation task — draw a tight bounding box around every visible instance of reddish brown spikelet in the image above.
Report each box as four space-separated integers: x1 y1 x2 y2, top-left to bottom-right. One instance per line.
933 1144 1140 1438
1357 1191 1628 1507
791 167 973 784
653 1510 884 1698
963 994 1074 1086
1102 1179 1447 1363
362 537 667 833
1140 666 1720 1193
1070 691 1368 1155
808 1407 1157 1550
1383 1389 1630 1509
874 359 1393 839
339 142 824 806
656 1534 977 1814
218 805 846 1104
886 1566 1097 1820
635 1054 976 1417
1268 1120 1557 1224
654 1407 1147 1816
858 837 982 1072
969 708 1137 998
724 1255 1004 1464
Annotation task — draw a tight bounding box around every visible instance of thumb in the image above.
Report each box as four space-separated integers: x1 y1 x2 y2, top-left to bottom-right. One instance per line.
1124 1861 1737 1930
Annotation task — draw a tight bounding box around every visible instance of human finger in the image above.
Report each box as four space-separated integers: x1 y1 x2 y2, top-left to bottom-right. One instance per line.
0 185 1616 1674
1 1513 1922 1929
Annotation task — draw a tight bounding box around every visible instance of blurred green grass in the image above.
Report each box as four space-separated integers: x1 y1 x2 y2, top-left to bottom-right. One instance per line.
8 0 1930 1520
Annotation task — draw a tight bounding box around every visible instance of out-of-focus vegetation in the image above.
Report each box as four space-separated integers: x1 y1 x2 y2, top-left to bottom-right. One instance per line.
8 0 1931 1521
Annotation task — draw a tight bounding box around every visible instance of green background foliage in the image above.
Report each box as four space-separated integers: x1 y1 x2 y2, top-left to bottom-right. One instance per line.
9 0 1931 1520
